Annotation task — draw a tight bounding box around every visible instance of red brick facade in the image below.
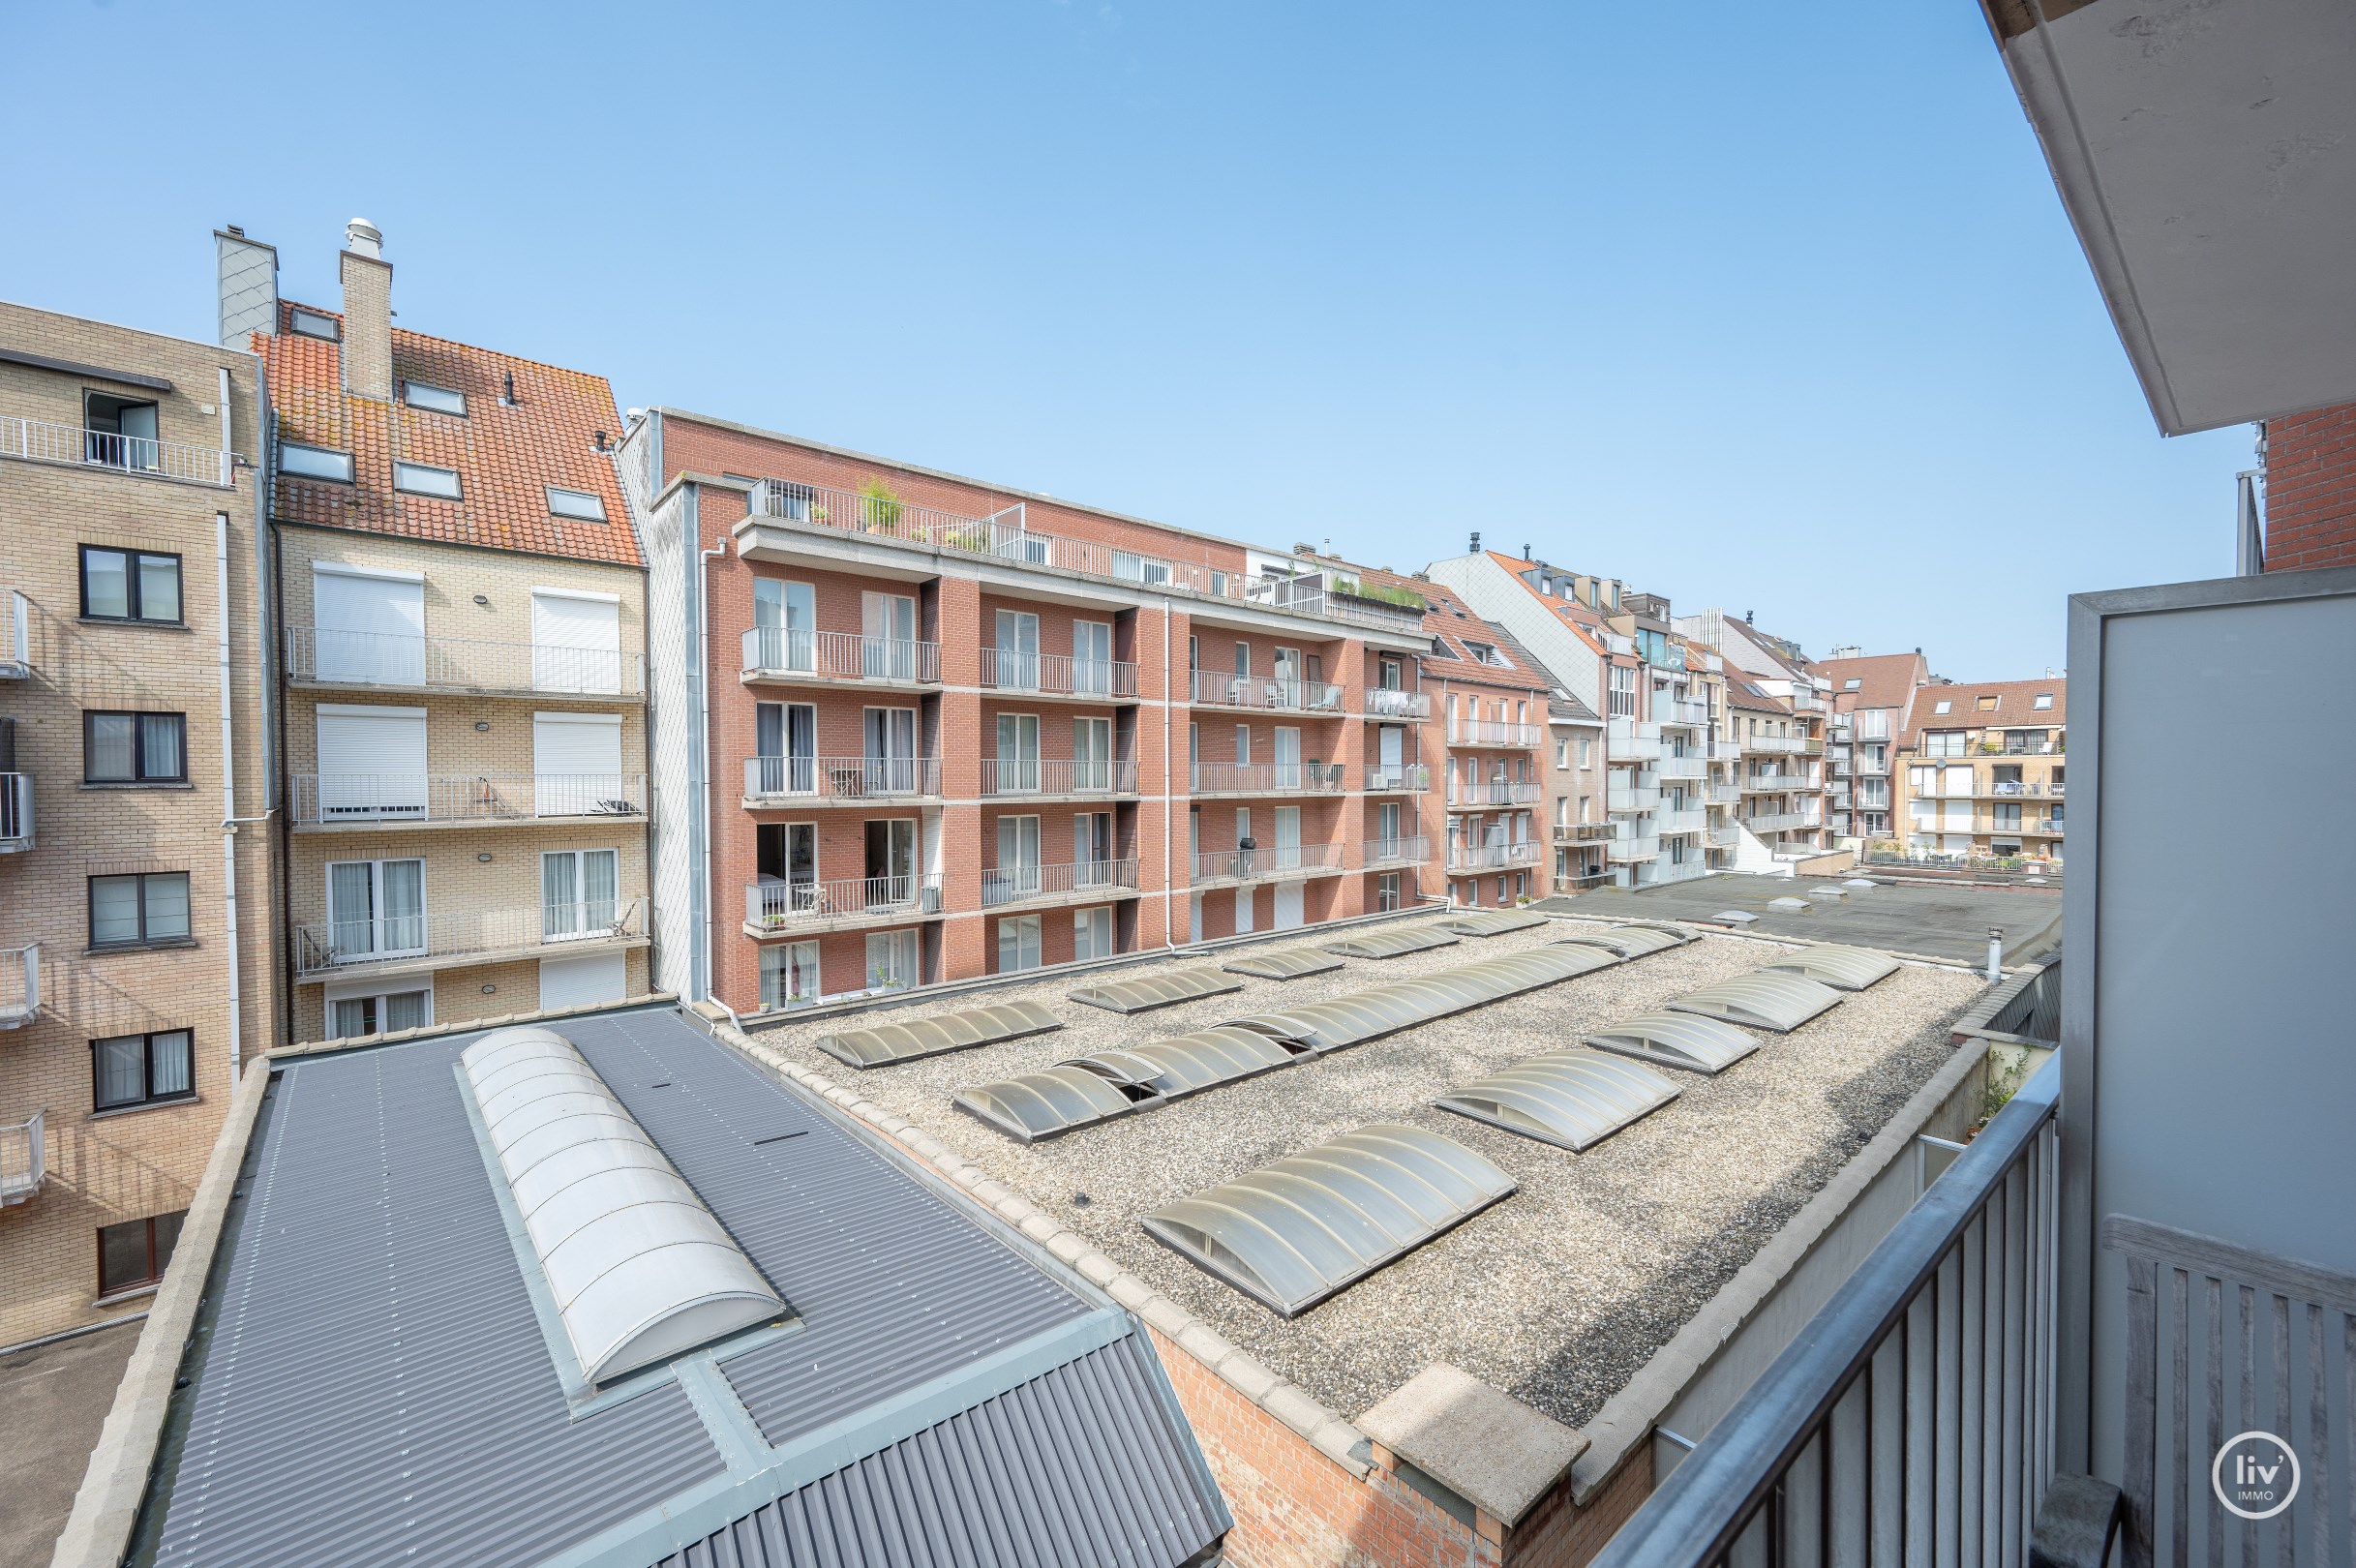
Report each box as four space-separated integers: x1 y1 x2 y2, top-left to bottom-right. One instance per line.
2263 403 2356 571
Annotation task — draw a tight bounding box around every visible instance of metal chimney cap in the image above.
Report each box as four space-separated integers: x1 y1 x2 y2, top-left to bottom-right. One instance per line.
345 218 383 257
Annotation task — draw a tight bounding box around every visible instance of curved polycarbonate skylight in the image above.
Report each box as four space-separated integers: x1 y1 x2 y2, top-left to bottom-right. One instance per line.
1585 1011 1760 1075
1141 1124 1517 1316
816 999 1063 1070
1756 945 1902 992
1437 910 1552 938
1664 972 1845 1033
951 1067 1147 1142
1072 1027 1303 1097
461 1027 784 1386
1321 926 1461 960
1069 968 1243 1014
1807 886 1849 900
1226 945 1617 1054
1555 924 1685 959
1435 1048 1681 1150
1222 947 1346 981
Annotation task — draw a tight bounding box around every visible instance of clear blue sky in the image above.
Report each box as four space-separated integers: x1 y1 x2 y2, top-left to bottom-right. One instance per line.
3 2 2250 678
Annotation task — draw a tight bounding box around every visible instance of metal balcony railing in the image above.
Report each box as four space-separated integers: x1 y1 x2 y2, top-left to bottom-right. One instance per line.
1447 839 1540 871
1365 834 1431 866
1978 817 2066 838
1363 764 1432 793
981 858 1139 908
1240 570 1429 635
1660 700 1713 728
1449 778 1542 808
1978 736 2064 756
1453 720 1545 748
292 773 648 825
981 758 1138 797
1192 843 1344 883
1740 811 1810 832
1741 774 1794 792
1743 735 1807 755
747 874 944 930
1555 821 1616 843
1 414 236 486
0 588 27 677
1655 754 1709 780
1190 762 1345 797
0 771 31 852
1190 670 1345 713
288 627 647 697
0 945 37 1027
744 755 939 801
1608 833 1662 862
1364 687 1433 720
292 898 647 978
1978 780 2064 799
0 1111 43 1206
979 646 1136 699
1592 1057 2060 1568
741 626 939 685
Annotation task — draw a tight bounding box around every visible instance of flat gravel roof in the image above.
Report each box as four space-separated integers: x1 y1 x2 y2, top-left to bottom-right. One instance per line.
1538 876 2062 964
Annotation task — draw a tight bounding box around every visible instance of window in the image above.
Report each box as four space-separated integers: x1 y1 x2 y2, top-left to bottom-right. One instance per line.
997 914 1043 974
278 441 354 482
84 712 187 783
867 927 919 989
1977 695 1999 711
2034 693 2055 710
1556 739 1570 769
92 1030 195 1111
288 308 340 340
328 987 431 1039
542 849 619 940
84 393 161 471
1377 872 1404 912
98 1212 185 1297
392 461 461 498
1932 699 1953 714
1075 906 1114 961
80 546 182 623
1844 678 1861 690
761 941 821 1010
90 872 191 949
403 380 466 415
325 859 427 960
546 486 608 521
1579 738 1593 769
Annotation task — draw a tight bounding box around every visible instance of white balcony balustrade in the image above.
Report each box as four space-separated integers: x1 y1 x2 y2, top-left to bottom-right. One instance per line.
0 1111 43 1206
1192 843 1344 884
289 627 646 697
1450 778 1542 808
1447 839 1540 871
1365 834 1431 866
2 413 235 486
746 874 945 932
1654 754 1708 779
1363 688 1433 720
293 773 648 825
0 771 31 852
744 756 939 802
1363 764 1432 793
741 626 939 686
292 898 647 978
1554 821 1616 844
980 758 1138 797
1189 762 1345 797
1190 670 1345 713
980 858 1139 908
1453 719 1544 747
0 945 37 1027
979 647 1136 699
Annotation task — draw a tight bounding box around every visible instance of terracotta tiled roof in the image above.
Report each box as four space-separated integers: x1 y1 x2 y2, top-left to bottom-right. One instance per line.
1902 678 2067 746
1819 652 1926 716
257 303 641 566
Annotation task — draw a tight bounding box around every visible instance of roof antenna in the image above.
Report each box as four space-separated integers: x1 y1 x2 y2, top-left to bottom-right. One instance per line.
501 371 516 407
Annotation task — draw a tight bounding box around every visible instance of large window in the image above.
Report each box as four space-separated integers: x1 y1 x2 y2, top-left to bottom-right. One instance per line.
99 1212 185 1297
996 914 1043 974
393 461 462 498
92 1029 195 1111
80 546 182 623
90 872 191 949
542 849 619 939
84 392 160 471
1074 906 1114 961
866 928 919 990
761 941 821 1010
85 711 187 783
325 859 425 961
328 987 430 1040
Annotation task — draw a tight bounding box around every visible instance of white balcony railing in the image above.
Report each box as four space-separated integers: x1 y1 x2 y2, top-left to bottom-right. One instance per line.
0 771 31 852
741 627 939 685
0 1111 43 1206
1707 782 1741 805
744 756 940 801
1364 687 1433 720
1189 762 1346 796
2 414 235 486
292 898 647 978
1658 699 1713 728
1365 834 1431 866
1449 778 1542 808
981 858 1139 908
292 773 648 825
1740 810 1810 833
747 874 945 930
979 647 1136 699
1554 820 1616 843
1654 754 1708 780
1446 839 1541 871
288 627 647 697
1363 764 1432 793
1607 832 1662 863
1709 825 1740 847
1190 670 1345 713
1656 809 1708 835
1192 843 1345 883
0 945 37 1027
980 758 1138 797
1742 735 1807 755
1452 719 1544 748
0 588 27 677
1242 571 1430 635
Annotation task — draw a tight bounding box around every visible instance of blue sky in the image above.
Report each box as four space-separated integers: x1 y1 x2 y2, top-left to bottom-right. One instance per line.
3 2 2250 677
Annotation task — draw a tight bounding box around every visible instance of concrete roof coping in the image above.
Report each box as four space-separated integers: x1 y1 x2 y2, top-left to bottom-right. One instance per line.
1358 1364 1589 1526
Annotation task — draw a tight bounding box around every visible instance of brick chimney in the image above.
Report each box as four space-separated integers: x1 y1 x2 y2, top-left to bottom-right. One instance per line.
339 218 392 402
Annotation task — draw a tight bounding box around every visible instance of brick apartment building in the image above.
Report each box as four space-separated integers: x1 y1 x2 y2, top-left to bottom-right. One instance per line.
2262 403 2356 571
1894 677 2067 864
234 222 656 1042
0 300 281 1345
1674 608 1830 859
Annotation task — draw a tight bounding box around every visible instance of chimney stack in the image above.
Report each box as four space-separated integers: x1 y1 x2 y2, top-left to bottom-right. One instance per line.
214 226 279 347
1470 530 1481 555
340 218 393 402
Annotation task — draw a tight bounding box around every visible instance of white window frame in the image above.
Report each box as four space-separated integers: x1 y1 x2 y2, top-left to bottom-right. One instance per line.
322 978 433 1040
760 941 822 1010
541 847 620 943
288 308 340 341
324 857 427 962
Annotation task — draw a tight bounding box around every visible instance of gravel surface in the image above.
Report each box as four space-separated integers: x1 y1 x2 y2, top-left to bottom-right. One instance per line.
751 917 1987 1430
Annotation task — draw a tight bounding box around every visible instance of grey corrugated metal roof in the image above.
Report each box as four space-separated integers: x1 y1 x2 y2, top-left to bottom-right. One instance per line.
137 1009 1226 1568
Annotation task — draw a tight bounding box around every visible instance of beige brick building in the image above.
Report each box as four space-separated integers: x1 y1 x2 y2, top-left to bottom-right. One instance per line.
0 299 281 1345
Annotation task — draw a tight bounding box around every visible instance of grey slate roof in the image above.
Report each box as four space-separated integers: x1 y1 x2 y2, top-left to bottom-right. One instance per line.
136 1008 1226 1568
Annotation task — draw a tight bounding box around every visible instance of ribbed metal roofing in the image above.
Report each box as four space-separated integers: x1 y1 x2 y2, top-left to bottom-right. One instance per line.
1069 967 1243 1013
1221 946 1346 980
1555 924 1686 959
1142 1124 1517 1316
1227 945 1616 1054
1321 925 1461 959
1755 944 1903 991
1584 1011 1761 1075
952 1066 1148 1142
1437 909 1553 937
1664 972 1846 1032
1435 1048 1682 1151
815 999 1063 1069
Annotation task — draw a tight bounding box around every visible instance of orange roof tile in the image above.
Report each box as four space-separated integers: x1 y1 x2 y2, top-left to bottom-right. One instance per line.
1903 678 2067 746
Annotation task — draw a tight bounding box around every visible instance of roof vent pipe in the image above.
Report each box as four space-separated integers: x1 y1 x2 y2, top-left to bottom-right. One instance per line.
502 370 516 407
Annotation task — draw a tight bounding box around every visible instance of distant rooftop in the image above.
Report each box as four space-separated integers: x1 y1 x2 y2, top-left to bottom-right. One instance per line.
1544 877 2062 966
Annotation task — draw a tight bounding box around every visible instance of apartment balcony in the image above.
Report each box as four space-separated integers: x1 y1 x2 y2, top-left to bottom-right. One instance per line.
1708 825 1739 847
1557 868 1615 890
1976 779 2065 799
740 627 939 692
291 898 649 982
0 588 26 678
1803 738 1826 755
1450 720 1544 748
1645 859 1711 886
978 647 1138 703
0 771 30 853
1742 735 1806 756
1786 687 1823 712
1191 843 1346 887
1190 762 1345 799
1363 688 1433 721
288 627 648 700
746 874 945 936
1608 783 1661 815
1658 699 1712 729
1 412 236 487
1191 669 1345 714
1554 821 1617 844
1364 834 1431 868
1706 782 1740 805
1978 735 2064 756
981 758 1138 800
1710 739 1742 762
1363 764 1432 794
1656 808 1708 835
744 755 941 806
1446 839 1541 872
0 945 36 1028
981 858 1140 911
1978 817 2066 838
1448 779 1542 809
1739 774 1793 794
1739 810 1810 833
0 1111 43 1207
1610 719 1664 761
1654 753 1708 780
1607 830 1661 863
1241 570 1431 636
292 773 649 829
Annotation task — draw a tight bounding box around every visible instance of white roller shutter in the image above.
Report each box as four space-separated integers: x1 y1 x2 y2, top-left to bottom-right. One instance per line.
531 589 622 694
533 712 623 817
314 565 424 685
317 706 427 819
539 950 626 1010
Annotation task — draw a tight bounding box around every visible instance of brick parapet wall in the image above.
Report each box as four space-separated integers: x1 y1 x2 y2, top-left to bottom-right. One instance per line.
2264 404 2356 571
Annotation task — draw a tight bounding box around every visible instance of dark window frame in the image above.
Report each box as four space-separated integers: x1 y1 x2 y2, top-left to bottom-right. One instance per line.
83 710 189 784
77 544 185 624
97 1211 185 1297
88 871 193 950
392 460 463 500
90 1029 196 1111
287 308 340 341
401 379 468 417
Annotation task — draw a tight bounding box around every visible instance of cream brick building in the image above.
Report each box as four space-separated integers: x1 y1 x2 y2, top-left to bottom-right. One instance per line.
0 299 281 1345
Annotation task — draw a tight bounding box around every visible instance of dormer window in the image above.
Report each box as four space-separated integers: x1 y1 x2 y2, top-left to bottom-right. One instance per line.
1843 678 1861 690
1977 694 1999 710
2034 693 2054 709
1933 699 1952 714
289 308 340 341
403 380 466 416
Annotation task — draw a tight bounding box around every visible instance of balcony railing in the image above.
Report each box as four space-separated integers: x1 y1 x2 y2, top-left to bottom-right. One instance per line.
1608 832 1662 863
1608 785 1661 814
981 758 1138 797
1364 688 1433 720
0 1111 43 1206
1190 670 1345 713
288 627 647 697
1593 1057 2060 1568
1363 764 1432 793
0 588 27 677
1449 778 1542 808
981 858 1139 908
1978 736 2064 755
1365 834 1431 866
1656 809 1708 835
1659 699 1713 728
1740 774 1793 793
1446 839 1540 871
1978 817 2065 837
741 627 939 686
1555 821 1616 843
1707 782 1741 805
977 646 1137 699
1740 810 1810 832
293 773 647 825
0 771 31 852
1978 780 2064 799
747 874 945 930
1743 735 1807 755
1190 762 1345 797
1655 754 1708 780
1711 739 1743 762
744 756 940 802
1242 572 1431 635
1646 859 1711 886
0 945 37 1027
1192 843 1344 883
292 898 647 979
2 414 235 486
1708 825 1739 847
1452 720 1544 748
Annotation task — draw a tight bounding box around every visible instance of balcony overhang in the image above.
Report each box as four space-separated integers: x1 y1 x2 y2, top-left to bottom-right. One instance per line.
1982 0 2356 432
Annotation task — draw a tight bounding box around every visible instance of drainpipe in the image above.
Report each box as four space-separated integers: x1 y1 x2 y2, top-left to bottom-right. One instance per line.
215 511 251 1079
696 514 727 1005
2235 469 2265 576
1162 597 1180 950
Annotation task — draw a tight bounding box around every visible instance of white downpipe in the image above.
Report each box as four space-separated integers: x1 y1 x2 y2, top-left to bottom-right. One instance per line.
215 509 244 1080
696 529 728 1004
1162 598 1180 950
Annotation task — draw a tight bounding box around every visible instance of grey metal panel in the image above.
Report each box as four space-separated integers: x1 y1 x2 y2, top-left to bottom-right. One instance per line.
655 1334 1229 1568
